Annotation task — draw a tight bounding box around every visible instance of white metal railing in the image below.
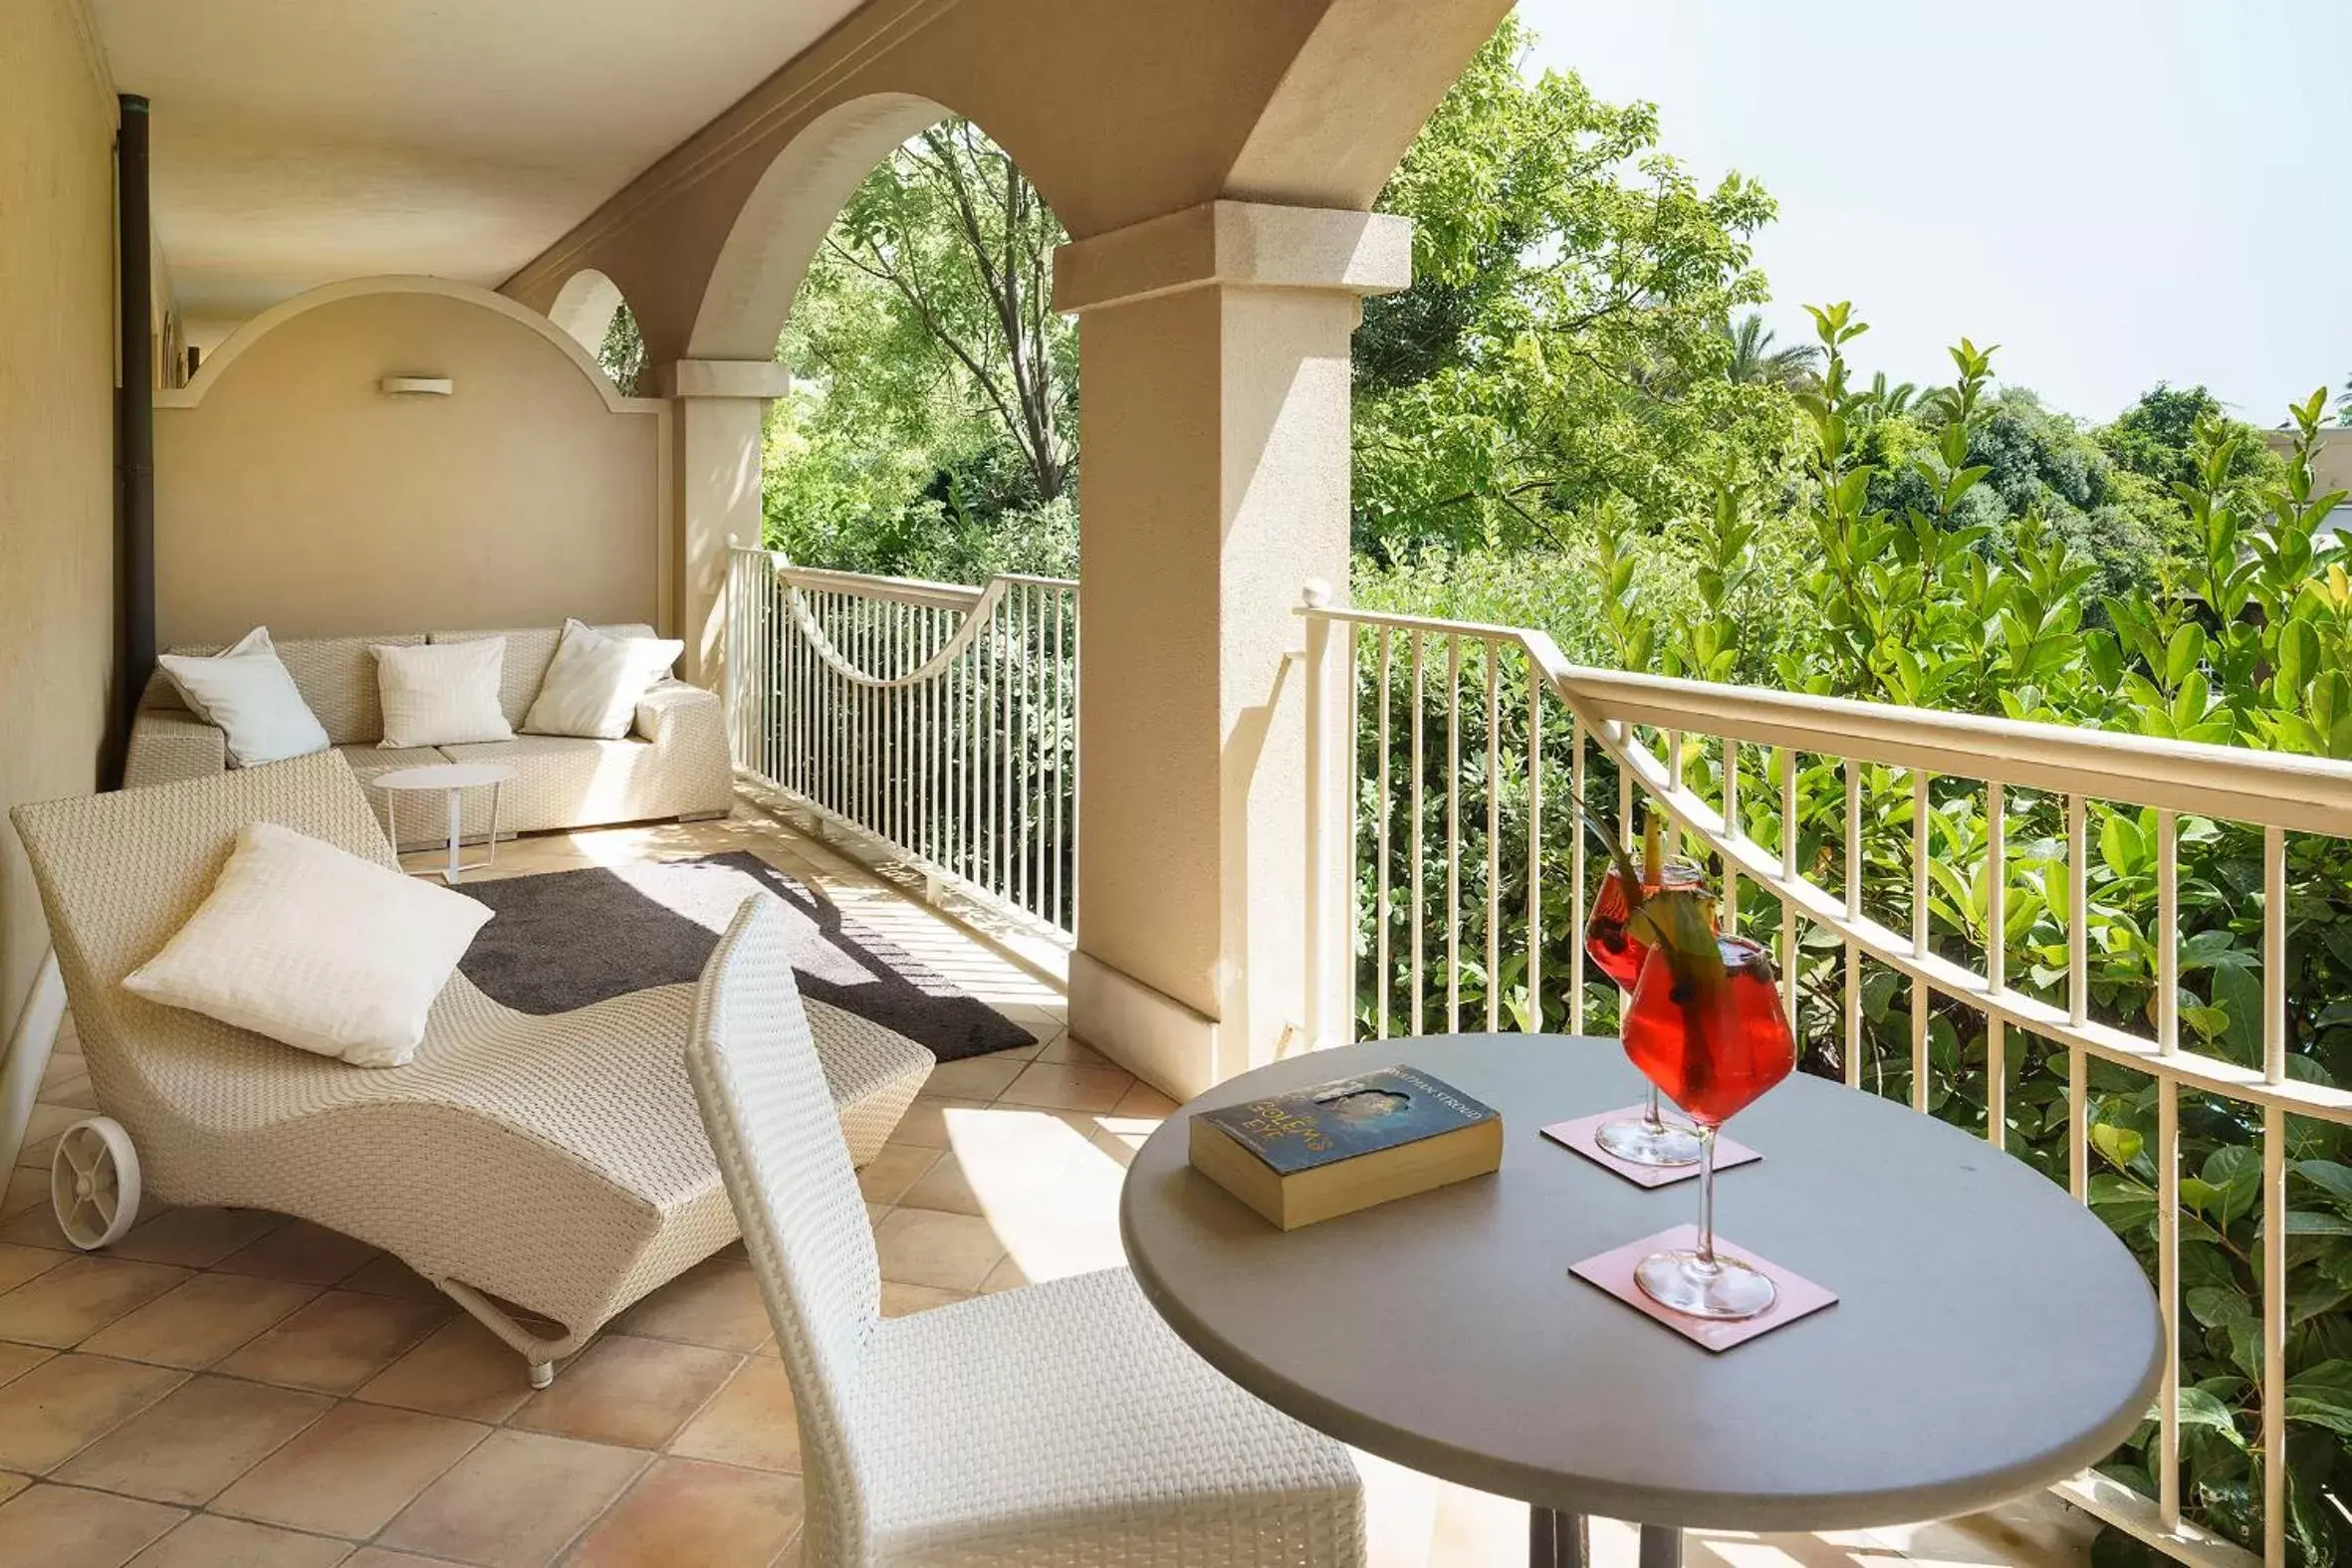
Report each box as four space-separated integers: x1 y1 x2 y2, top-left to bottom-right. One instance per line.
726 549 1077 935
1299 594 2352 1568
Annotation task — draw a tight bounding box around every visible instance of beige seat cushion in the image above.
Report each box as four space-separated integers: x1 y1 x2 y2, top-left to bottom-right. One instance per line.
438 734 656 834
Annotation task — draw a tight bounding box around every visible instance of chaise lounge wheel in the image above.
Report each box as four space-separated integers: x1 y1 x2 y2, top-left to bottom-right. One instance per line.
51 1117 140 1249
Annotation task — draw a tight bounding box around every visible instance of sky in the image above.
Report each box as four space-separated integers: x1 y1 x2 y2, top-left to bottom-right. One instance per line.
1512 0 2347 426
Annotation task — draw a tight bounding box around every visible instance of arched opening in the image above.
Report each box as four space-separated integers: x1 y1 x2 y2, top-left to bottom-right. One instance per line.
549 268 646 395
760 114 1076 582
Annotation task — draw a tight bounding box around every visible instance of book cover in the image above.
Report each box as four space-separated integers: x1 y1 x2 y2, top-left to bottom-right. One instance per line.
1195 1066 1499 1175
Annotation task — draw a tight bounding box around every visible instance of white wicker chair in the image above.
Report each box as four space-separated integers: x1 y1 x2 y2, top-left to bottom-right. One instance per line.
687 894 1366 1568
10 751 933 1387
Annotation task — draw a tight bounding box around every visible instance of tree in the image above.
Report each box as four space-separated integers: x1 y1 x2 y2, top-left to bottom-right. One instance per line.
765 118 1078 581
818 121 1072 504
1352 16 1790 559
596 304 643 396
1722 311 1819 389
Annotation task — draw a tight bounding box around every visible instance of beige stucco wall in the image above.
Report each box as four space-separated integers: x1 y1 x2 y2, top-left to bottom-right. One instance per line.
155 285 668 647
0 1 118 1030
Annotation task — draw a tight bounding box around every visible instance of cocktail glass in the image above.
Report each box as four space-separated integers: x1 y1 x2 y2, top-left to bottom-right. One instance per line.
1622 934 1797 1320
1585 861 1711 1167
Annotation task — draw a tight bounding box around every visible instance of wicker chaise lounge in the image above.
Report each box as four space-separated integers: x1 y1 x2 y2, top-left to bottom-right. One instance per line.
11 750 933 1386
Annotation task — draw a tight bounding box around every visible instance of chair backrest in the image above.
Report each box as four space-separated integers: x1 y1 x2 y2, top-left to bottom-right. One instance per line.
10 750 402 1090
686 894 880 1565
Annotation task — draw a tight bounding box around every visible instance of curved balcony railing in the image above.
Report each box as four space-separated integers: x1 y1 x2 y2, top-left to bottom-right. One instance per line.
1298 593 2352 1568
726 548 1077 935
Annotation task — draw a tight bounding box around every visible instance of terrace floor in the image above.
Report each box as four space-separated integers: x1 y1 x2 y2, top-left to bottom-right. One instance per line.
0 794 2101 1568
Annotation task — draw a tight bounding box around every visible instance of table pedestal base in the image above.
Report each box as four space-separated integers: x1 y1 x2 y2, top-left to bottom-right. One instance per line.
1529 1511 1681 1568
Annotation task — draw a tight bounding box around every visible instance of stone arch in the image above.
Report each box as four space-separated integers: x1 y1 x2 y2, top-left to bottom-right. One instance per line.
160 275 653 414
547 268 628 357
688 93 956 361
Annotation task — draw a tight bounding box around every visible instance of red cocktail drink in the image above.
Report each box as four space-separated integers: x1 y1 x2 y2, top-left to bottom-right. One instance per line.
1585 857 1712 1167
1623 932 1798 1321
1622 936 1795 1127
1584 862 1710 991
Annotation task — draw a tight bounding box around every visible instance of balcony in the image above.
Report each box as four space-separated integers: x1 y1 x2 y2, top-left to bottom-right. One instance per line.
3 2 2342 1566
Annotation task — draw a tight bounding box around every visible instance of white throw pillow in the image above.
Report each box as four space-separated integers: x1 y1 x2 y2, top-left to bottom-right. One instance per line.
157 627 331 768
374 638 514 749
523 619 686 741
121 821 492 1067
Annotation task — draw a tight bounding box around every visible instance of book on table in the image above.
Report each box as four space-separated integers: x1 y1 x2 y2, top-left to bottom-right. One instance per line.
1188 1065 1503 1230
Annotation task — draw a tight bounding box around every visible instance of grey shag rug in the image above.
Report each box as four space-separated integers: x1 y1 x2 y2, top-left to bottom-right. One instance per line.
452 851 1034 1062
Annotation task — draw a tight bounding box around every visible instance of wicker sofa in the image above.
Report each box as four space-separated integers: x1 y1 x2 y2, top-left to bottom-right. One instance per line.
124 623 734 844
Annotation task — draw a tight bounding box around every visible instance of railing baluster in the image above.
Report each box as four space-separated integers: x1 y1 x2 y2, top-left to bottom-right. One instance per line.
1376 629 1393 1042
1986 781 2006 1149
1527 660 1542 1034
1720 736 1740 931
2263 825 2286 1086
1779 747 1797 1031
2067 792 2089 1204
2157 1069 2182 1531
1409 632 1426 1036
1344 624 1360 1046
1911 771 1931 1114
1446 636 1463 1035
2261 1104 2286 1568
1844 760 1862 1090
1570 719 1587 1035
1485 639 1501 1033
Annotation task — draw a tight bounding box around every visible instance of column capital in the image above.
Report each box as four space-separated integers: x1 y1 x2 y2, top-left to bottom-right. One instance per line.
1052 199 1411 316
655 358 793 399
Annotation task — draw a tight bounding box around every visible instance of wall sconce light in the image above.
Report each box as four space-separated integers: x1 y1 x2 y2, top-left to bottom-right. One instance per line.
379 376 454 395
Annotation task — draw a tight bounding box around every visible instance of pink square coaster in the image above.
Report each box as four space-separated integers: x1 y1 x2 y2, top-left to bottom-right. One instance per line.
1569 1225 1838 1351
1540 1105 1762 1188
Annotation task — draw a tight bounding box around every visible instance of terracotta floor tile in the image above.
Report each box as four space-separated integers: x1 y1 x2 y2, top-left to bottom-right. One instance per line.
888 1098 989 1149
996 1061 1133 1114
894 1150 985 1217
0 1471 24 1504
346 1553 462 1568
872 1207 1006 1292
1110 1080 1180 1118
0 1192 73 1247
212 1402 487 1539
509 1334 737 1451
0 1338 56 1387
667 1357 800 1472
339 1254 447 1304
563 1456 803 1568
16 1133 60 1172
125 1513 354 1568
214 1221 381 1287
0 1482 183 1567
378 1430 647 1568
3 1168 49 1218
0 1239 66 1293
39 1051 86 1090
853 1143 939 1206
0 1254 191 1347
977 1254 1030 1293
921 1056 1026 1100
82 1273 322 1370
356 1316 537 1424
0 1353 187 1471
109 1208 289 1268
1032 1034 1115 1069
612 1257 771 1352
217 1290 450 1394
878 1282 967 1317
54 1373 332 1505
24 1103 84 1145
46 1080 101 1112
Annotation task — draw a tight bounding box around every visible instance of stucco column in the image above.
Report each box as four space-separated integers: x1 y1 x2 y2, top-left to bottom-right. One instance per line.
659 358 792 687
1054 200 1409 1099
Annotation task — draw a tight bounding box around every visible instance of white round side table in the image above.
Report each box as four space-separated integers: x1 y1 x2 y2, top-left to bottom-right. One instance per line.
369 762 519 883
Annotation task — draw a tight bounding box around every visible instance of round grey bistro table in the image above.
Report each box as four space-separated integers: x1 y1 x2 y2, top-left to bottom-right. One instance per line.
1118 1035 2164 1568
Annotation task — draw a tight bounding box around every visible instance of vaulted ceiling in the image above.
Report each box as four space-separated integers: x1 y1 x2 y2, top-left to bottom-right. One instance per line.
93 0 864 332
